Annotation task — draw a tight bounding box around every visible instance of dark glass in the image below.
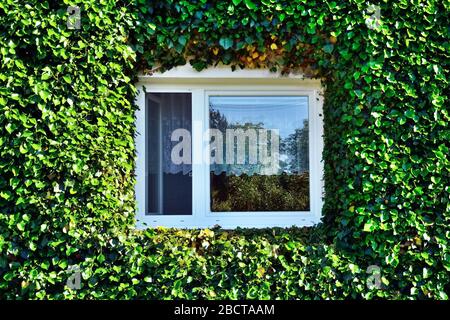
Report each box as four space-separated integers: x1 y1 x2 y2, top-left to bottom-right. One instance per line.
146 93 192 215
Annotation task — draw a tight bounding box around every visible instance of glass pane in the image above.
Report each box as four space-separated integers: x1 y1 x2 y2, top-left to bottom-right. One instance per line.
146 93 192 215
209 96 309 212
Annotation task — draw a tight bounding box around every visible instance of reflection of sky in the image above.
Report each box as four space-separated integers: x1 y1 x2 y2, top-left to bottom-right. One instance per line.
209 96 308 138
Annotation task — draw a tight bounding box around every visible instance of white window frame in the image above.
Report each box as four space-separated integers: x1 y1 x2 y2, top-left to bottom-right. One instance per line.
135 65 324 229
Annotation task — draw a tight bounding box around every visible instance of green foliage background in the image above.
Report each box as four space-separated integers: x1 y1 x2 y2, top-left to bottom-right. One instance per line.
0 0 449 299
211 174 310 212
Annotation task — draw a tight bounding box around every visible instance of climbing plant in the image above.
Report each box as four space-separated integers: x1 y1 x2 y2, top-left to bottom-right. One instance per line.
0 0 448 299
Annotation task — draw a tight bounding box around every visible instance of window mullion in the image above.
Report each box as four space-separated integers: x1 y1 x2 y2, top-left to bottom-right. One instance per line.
191 89 205 222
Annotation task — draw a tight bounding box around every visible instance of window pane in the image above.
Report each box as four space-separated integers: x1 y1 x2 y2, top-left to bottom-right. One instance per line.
209 96 309 212
146 93 192 215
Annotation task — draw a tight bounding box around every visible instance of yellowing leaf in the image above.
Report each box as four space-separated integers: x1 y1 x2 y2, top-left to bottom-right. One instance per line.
257 266 265 278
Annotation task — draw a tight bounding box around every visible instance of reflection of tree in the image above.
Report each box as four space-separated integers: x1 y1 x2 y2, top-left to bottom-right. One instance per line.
210 106 264 130
281 119 309 173
209 108 228 132
210 108 309 174
229 122 264 130
211 172 310 212
209 108 310 212
210 107 266 173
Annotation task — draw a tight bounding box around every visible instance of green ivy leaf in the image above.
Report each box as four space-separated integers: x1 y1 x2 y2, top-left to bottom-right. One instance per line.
63 75 72 84
243 0 256 10
219 37 233 50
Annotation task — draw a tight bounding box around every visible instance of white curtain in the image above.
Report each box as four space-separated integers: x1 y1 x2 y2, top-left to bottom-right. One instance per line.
148 93 192 175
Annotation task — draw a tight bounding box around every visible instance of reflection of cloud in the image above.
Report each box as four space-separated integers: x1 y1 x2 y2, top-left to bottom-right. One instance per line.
210 96 309 139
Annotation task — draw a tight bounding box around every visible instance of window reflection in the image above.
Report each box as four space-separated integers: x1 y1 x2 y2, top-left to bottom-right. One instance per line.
209 96 310 212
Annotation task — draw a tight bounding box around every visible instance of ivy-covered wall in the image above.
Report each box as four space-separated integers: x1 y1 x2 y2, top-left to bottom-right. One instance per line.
0 0 448 299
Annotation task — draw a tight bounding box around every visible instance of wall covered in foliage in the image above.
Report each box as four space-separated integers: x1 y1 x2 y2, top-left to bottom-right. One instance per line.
0 0 448 299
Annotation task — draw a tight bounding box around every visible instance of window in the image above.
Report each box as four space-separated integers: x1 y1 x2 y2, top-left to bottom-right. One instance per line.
135 66 324 229
146 93 192 215
209 95 309 212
